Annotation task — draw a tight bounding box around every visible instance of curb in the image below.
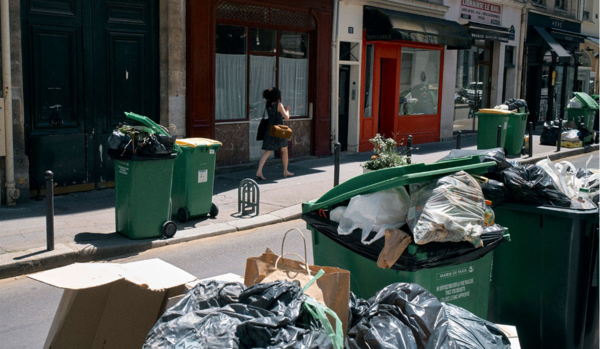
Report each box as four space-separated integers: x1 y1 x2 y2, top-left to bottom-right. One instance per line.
0 206 303 280
1 145 596 280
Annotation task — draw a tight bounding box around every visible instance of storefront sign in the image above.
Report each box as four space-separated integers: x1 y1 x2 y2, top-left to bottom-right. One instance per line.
460 0 502 26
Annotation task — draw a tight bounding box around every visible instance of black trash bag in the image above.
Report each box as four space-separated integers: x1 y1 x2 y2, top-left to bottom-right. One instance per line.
144 280 333 349
302 212 507 272
107 130 134 158
579 126 593 142
502 98 528 113
501 164 572 207
439 148 511 181
346 283 443 349
425 303 511 349
479 178 508 206
540 121 571 146
137 134 175 156
348 292 372 329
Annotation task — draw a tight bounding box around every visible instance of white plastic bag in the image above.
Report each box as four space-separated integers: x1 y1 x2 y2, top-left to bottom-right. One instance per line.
337 187 410 245
407 171 485 247
561 129 581 142
329 206 346 223
568 97 582 108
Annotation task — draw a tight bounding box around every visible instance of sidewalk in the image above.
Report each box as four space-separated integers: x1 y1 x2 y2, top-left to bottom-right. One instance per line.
0 134 597 279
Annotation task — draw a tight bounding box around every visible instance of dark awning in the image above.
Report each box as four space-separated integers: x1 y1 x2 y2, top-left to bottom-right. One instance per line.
549 28 586 44
363 6 472 49
534 26 571 63
468 23 510 42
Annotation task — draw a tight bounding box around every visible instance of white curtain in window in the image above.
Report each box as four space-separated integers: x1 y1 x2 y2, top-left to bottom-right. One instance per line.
249 55 276 160
215 54 247 120
279 57 309 116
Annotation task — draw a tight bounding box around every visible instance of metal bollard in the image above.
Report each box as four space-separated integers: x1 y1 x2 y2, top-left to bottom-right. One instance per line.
497 125 502 148
557 118 562 151
456 130 462 149
407 135 412 164
528 122 533 157
334 142 341 187
45 171 54 251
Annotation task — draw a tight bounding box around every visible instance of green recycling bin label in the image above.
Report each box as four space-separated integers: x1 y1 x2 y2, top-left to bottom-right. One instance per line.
435 265 476 302
118 162 129 176
198 170 208 183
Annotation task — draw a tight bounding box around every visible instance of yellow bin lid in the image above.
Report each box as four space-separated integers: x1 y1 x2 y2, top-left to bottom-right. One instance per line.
477 108 515 114
176 138 222 148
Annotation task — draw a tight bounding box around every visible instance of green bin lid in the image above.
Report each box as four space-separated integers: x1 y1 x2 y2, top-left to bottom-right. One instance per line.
302 157 491 213
570 92 599 110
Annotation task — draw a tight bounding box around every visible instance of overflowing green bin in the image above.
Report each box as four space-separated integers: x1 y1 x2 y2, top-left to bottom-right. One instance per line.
565 92 599 144
115 156 177 239
171 138 222 222
476 109 510 151
488 203 599 349
302 158 507 319
504 112 528 156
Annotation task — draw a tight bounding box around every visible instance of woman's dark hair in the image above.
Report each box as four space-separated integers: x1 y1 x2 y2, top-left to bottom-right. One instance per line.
263 87 281 109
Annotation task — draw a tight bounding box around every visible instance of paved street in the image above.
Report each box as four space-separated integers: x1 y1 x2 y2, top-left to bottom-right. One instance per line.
0 219 313 349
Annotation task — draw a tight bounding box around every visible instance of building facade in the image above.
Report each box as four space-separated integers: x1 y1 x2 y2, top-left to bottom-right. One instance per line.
186 0 334 167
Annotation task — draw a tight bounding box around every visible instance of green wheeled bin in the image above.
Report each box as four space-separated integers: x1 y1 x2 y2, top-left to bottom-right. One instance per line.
488 204 599 349
565 92 599 144
115 155 178 239
504 112 528 156
171 138 222 222
301 157 509 319
476 109 510 151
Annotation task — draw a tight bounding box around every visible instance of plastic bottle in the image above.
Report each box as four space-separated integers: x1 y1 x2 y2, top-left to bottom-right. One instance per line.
483 200 495 227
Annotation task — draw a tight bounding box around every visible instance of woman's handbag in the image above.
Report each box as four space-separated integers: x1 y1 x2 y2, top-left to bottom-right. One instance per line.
256 109 269 141
269 125 293 139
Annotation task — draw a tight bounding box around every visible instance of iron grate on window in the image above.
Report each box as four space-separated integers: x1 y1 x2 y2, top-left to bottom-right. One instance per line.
217 2 316 28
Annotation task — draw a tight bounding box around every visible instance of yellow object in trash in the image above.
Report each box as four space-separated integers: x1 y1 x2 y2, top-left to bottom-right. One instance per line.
477 108 515 114
557 140 583 148
175 138 222 148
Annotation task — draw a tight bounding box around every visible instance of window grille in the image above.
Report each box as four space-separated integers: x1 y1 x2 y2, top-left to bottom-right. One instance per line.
217 2 316 28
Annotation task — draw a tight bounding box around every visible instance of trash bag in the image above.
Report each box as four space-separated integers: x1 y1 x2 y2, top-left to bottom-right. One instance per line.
346 284 511 349
302 211 507 272
407 171 486 248
501 164 572 207
144 280 334 349
425 303 511 349
337 187 411 245
502 98 528 113
107 130 134 157
561 129 581 142
345 283 443 349
540 121 561 145
577 168 599 204
479 178 509 206
439 148 511 181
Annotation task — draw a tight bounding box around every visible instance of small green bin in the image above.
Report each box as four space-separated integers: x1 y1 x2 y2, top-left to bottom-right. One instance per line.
565 92 599 144
476 110 510 151
504 112 528 156
171 138 222 222
488 204 599 349
115 156 177 239
302 158 506 319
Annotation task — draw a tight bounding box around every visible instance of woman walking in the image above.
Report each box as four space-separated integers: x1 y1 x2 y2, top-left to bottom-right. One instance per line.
256 87 294 180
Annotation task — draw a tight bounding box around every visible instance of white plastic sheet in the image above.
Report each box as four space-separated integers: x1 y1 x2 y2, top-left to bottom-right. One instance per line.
407 171 485 247
337 187 410 245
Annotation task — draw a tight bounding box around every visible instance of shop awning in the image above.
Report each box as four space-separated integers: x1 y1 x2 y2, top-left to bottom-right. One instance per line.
467 23 510 42
533 26 571 63
363 6 472 49
549 28 586 43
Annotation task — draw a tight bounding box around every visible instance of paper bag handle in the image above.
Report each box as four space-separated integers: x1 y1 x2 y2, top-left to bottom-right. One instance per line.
274 252 310 275
281 228 307 263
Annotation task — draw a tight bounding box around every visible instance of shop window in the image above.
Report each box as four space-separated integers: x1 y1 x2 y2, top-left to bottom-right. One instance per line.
215 24 310 121
399 47 441 116
215 25 247 121
363 44 374 118
279 31 309 116
555 0 565 9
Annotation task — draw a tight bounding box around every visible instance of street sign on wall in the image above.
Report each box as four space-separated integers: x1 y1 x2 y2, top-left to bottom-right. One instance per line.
460 0 502 26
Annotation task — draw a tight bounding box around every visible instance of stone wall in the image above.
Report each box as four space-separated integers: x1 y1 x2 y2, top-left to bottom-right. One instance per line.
215 123 250 167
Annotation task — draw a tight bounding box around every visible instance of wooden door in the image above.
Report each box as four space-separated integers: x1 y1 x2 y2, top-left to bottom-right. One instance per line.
22 0 159 190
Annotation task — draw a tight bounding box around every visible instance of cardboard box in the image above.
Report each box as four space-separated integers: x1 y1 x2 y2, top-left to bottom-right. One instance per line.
29 259 197 349
557 140 583 148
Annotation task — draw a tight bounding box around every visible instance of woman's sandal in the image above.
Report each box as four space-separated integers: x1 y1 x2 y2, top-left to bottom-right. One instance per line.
256 174 267 181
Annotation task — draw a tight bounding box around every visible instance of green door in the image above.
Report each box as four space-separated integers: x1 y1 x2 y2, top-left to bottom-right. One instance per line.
22 0 159 190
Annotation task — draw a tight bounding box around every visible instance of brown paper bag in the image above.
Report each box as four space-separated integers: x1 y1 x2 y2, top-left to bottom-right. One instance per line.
377 228 412 269
244 229 351 335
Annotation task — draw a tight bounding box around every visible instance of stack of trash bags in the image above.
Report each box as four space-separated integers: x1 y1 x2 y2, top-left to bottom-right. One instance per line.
442 148 598 209
494 98 528 113
107 112 179 160
144 279 512 349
